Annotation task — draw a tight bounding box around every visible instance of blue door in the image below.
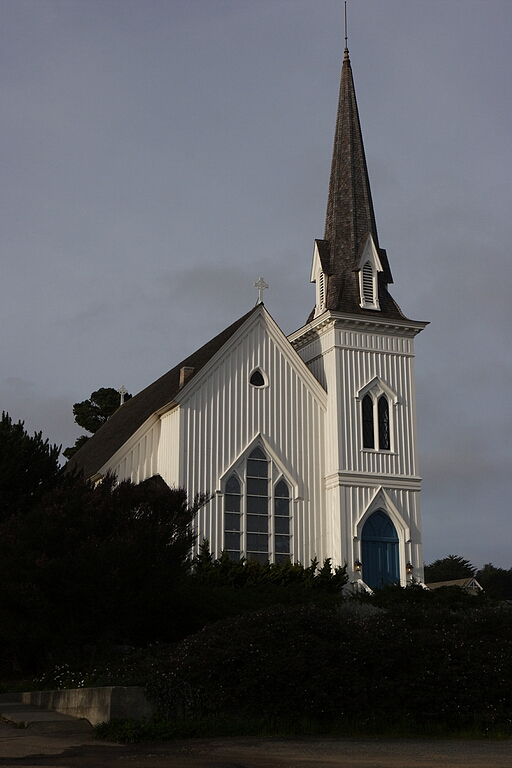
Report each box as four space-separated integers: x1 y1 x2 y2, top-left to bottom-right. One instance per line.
361 510 399 589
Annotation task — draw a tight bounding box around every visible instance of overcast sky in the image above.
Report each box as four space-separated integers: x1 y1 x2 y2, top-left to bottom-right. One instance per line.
2 0 511 569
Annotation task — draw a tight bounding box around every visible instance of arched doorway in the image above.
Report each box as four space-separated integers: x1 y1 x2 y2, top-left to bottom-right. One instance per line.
361 510 399 589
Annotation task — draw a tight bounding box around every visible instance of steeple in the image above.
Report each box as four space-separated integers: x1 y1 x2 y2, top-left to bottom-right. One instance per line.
310 46 405 321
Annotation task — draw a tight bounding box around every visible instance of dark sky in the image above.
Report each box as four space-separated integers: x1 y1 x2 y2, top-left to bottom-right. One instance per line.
2 0 511 568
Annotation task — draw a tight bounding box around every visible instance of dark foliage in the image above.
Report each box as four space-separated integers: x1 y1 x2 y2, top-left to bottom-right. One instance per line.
476 563 512 599
0 474 202 672
0 412 61 521
194 539 347 592
73 387 132 434
63 387 132 459
62 434 89 460
424 554 476 582
164 541 348 633
140 598 512 732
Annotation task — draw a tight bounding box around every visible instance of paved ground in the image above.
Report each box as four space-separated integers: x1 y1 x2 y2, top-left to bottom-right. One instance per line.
1 698 511 768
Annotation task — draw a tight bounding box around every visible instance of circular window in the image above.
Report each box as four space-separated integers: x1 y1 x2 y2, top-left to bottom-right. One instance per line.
250 370 265 387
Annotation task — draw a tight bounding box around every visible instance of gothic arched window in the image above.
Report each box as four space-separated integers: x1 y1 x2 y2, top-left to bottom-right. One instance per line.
224 475 241 560
378 395 390 450
274 479 290 563
246 447 269 562
362 394 375 449
223 447 292 563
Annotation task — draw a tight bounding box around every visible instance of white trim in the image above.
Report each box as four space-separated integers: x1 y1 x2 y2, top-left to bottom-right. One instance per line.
289 311 428 349
219 437 296 563
356 234 382 311
357 377 397 452
219 434 300 500
177 305 328 409
310 241 328 318
356 376 399 405
249 366 268 388
353 487 411 587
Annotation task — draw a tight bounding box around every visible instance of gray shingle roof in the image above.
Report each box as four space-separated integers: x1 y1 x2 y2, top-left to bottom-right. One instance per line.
311 48 407 322
67 306 259 480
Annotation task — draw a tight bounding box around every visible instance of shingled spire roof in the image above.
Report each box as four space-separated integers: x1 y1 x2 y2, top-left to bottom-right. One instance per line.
314 47 405 320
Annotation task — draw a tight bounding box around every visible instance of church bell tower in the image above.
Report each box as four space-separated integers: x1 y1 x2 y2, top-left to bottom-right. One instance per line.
289 45 427 589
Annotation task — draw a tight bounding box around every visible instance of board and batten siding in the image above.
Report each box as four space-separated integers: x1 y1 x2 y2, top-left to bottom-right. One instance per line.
172 314 327 565
337 484 423 585
295 319 421 478
109 420 161 484
158 407 181 488
292 314 424 581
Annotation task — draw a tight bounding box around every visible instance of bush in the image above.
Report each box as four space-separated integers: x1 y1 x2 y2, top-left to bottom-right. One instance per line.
140 600 512 732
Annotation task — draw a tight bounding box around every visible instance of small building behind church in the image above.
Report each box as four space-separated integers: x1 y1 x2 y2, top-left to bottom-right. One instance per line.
69 45 427 591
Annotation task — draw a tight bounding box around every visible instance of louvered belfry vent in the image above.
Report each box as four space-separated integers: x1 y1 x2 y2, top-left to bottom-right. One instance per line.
362 262 373 303
318 272 325 307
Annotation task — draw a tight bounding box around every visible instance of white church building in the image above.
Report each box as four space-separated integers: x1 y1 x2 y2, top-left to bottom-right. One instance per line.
70 46 427 590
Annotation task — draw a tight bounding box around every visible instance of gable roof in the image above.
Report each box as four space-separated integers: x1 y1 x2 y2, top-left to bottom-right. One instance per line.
67 306 259 480
312 47 406 322
426 578 483 593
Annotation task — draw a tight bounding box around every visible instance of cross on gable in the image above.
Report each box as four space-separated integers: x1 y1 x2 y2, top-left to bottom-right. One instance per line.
254 277 268 305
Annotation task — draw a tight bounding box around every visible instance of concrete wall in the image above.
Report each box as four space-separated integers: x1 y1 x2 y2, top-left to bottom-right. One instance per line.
21 686 154 725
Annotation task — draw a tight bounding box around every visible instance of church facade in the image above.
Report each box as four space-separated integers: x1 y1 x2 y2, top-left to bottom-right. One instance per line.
70 47 427 590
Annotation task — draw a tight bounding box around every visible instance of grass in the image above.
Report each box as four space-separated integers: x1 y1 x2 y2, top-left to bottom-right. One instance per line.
94 715 512 743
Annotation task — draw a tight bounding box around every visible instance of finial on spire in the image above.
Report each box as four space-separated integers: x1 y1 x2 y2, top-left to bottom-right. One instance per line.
344 1 348 51
254 277 268 305
118 385 128 405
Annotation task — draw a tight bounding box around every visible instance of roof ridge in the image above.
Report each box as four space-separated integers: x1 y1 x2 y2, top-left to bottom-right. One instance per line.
67 305 260 479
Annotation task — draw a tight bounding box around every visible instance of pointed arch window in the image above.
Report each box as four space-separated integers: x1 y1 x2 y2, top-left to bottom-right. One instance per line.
274 480 290 562
361 392 392 451
246 447 269 561
378 395 390 450
223 447 292 563
362 394 375 449
224 475 242 560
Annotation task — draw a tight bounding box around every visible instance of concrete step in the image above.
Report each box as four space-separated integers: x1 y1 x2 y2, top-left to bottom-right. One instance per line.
0 693 93 734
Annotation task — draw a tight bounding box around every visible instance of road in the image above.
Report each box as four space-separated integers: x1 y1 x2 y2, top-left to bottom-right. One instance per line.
1 719 511 768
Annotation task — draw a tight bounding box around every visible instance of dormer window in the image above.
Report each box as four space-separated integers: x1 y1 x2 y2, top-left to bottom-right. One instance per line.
310 240 329 318
357 234 382 311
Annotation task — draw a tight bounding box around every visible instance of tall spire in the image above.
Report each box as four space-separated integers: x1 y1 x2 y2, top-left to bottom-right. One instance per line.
325 46 378 271
316 45 403 320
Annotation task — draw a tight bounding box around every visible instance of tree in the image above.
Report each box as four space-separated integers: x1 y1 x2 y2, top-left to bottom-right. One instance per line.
0 411 61 521
0 473 205 670
64 387 132 459
424 555 476 583
476 563 512 600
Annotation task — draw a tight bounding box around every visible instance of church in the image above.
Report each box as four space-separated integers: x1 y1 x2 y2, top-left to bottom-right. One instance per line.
69 45 427 591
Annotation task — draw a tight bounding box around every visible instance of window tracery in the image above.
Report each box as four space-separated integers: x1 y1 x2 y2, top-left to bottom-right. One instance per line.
223 447 291 563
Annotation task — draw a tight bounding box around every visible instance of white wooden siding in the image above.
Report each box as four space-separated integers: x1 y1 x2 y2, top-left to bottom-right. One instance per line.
170 315 327 564
109 420 160 484
293 314 424 578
